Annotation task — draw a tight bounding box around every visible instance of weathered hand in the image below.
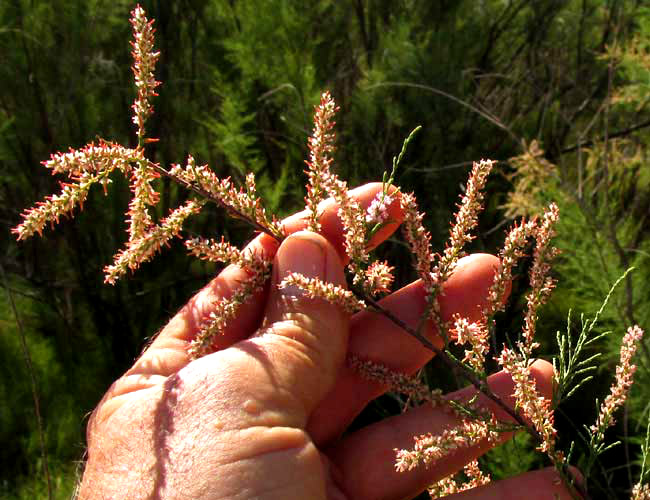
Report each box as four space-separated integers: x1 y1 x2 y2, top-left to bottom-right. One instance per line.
78 183 573 499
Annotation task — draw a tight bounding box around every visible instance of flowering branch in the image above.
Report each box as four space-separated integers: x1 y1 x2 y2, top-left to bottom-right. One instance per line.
12 6 647 499
305 91 338 233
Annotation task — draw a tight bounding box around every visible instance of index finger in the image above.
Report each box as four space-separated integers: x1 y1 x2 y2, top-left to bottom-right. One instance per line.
124 183 403 379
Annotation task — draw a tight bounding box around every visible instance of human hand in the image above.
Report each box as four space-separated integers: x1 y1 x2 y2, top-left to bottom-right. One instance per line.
78 183 574 499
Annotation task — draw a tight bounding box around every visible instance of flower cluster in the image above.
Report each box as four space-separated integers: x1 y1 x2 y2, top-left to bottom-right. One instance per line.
130 4 160 142
366 193 394 225
429 160 493 327
301 92 373 287
278 273 365 313
633 483 650 500
395 416 500 473
363 260 394 296
521 203 559 356
497 347 557 454
451 316 489 372
428 460 491 498
12 142 135 240
484 219 537 317
105 199 205 284
185 237 272 358
400 192 435 292
188 268 270 358
591 325 645 442
305 91 338 232
169 156 283 238
348 354 444 405
186 237 270 277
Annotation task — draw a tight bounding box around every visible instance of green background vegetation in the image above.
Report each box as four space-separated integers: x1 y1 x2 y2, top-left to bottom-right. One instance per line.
1 1 649 498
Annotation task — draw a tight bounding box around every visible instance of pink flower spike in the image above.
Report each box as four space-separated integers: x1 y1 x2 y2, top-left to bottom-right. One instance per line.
497 347 557 454
104 199 204 284
189 268 270 358
279 272 365 313
304 91 339 233
485 219 537 317
428 159 494 327
12 142 136 240
130 5 160 142
521 203 559 356
395 417 499 472
400 192 435 292
348 354 442 404
452 316 489 372
591 325 645 441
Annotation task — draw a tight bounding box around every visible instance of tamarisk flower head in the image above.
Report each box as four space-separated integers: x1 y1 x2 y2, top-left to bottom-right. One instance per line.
170 156 283 237
400 192 435 292
348 354 444 405
632 483 650 500
104 199 205 284
485 219 537 317
304 91 338 232
497 347 557 454
279 273 365 313
452 316 489 372
127 157 160 241
302 92 368 284
363 260 394 296
185 237 269 276
591 325 644 442
428 160 493 326
189 268 270 359
130 4 160 142
12 142 136 240
521 203 559 356
366 193 394 225
395 417 500 472
323 172 368 285
428 460 491 498
187 245 272 359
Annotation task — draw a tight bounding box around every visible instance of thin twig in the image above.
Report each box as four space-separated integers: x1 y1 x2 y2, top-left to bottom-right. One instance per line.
365 81 522 144
0 263 52 500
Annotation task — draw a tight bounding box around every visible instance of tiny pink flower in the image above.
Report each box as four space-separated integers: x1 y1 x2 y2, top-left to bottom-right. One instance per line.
366 193 394 225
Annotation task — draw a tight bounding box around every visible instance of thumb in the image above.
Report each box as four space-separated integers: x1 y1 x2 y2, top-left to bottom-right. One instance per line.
254 230 349 419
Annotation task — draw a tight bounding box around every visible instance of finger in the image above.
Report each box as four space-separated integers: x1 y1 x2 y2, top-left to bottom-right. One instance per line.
444 466 579 500
125 183 401 380
309 252 504 444
326 359 553 500
241 231 349 423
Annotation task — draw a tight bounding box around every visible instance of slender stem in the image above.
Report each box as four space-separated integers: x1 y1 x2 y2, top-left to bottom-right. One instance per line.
358 291 590 499
359 291 537 437
0 264 52 500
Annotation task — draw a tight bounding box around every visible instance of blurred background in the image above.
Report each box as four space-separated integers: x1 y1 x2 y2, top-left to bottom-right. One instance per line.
1 1 649 498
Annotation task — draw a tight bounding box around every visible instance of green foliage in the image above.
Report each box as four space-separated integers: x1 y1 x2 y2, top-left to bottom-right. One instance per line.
0 279 91 497
2 0 650 498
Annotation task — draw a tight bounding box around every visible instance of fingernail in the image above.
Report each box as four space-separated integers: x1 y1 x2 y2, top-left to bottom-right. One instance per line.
276 233 327 296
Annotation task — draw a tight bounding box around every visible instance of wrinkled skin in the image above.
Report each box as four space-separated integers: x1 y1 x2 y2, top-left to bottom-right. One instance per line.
78 184 576 500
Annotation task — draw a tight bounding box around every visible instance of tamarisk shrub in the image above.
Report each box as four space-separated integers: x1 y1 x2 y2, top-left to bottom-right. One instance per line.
13 5 648 499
